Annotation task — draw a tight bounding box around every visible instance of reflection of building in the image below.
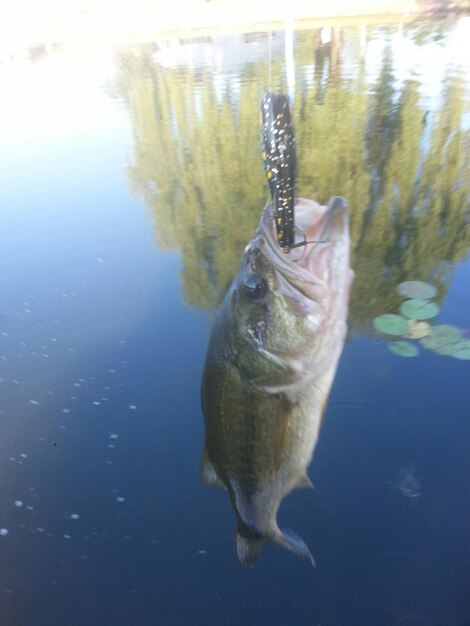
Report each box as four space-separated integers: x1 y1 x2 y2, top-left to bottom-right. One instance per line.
153 32 285 71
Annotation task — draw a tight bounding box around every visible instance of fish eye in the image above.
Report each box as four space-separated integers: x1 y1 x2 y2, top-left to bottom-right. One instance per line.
242 273 267 299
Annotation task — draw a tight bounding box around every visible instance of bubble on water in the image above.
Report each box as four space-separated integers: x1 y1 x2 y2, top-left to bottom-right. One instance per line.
70 513 79 520
14 500 23 508
0 529 9 536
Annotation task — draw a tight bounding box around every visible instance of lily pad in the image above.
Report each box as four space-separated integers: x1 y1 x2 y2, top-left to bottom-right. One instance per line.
400 299 440 320
388 341 419 357
451 341 470 360
373 314 409 336
405 320 430 339
420 326 462 355
396 280 437 299
429 324 461 343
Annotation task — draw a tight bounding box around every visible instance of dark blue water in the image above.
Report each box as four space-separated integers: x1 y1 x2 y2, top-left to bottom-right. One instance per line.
1 17 470 626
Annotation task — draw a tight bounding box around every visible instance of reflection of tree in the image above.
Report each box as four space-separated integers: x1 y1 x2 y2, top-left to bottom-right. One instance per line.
115 28 470 332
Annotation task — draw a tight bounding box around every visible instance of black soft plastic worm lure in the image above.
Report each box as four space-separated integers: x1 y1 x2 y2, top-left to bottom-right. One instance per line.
260 93 297 250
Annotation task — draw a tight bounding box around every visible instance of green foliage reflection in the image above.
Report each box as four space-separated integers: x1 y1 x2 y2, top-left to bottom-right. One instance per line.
115 25 470 332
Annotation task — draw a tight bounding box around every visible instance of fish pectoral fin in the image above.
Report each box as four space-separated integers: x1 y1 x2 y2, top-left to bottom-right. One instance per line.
295 473 314 490
273 528 316 566
200 445 226 489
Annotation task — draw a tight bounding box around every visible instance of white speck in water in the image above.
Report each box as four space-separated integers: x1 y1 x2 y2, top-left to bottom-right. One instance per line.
62 409 71 414
198 550 207 555
12 380 19 384
20 453 28 459
105 461 113 464
109 433 118 439
70 513 79 520
107 444 115 449
9 457 15 462
36 527 44 533
59 425 66 430
30 400 39 405
73 383 81 387
129 405 137 410
92 401 100 406
51 338 58 342
80 555 88 560
97 258 104 263
116 497 125 503
0 529 9 536
5 589 13 594
27 506 34 511
14 500 23 508
108 369 116 374
63 534 71 539
2 332 7 337
101 397 108 402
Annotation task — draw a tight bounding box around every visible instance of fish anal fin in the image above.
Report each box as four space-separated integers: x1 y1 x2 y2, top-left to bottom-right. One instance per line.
273 528 316 567
200 444 226 489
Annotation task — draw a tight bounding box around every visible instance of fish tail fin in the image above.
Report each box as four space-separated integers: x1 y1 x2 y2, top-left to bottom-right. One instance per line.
272 527 316 567
236 532 266 567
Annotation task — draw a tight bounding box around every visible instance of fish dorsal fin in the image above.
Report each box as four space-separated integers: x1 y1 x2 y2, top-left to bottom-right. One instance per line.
201 444 226 489
272 395 293 473
296 473 314 489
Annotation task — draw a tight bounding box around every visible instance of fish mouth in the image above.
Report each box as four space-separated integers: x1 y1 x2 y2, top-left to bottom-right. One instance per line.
258 197 349 293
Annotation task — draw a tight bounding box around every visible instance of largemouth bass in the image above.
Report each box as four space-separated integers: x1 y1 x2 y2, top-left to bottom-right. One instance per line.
201 197 353 566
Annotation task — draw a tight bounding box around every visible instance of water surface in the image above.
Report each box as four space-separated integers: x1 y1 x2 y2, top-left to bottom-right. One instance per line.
1 16 470 626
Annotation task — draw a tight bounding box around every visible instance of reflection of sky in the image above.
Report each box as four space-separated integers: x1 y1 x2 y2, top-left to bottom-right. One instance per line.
365 17 470 108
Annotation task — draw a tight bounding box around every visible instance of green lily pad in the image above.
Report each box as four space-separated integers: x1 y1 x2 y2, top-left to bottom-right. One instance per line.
429 324 461 343
420 326 463 355
396 280 437 299
400 299 440 320
388 341 420 357
451 341 470 360
373 314 409 336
